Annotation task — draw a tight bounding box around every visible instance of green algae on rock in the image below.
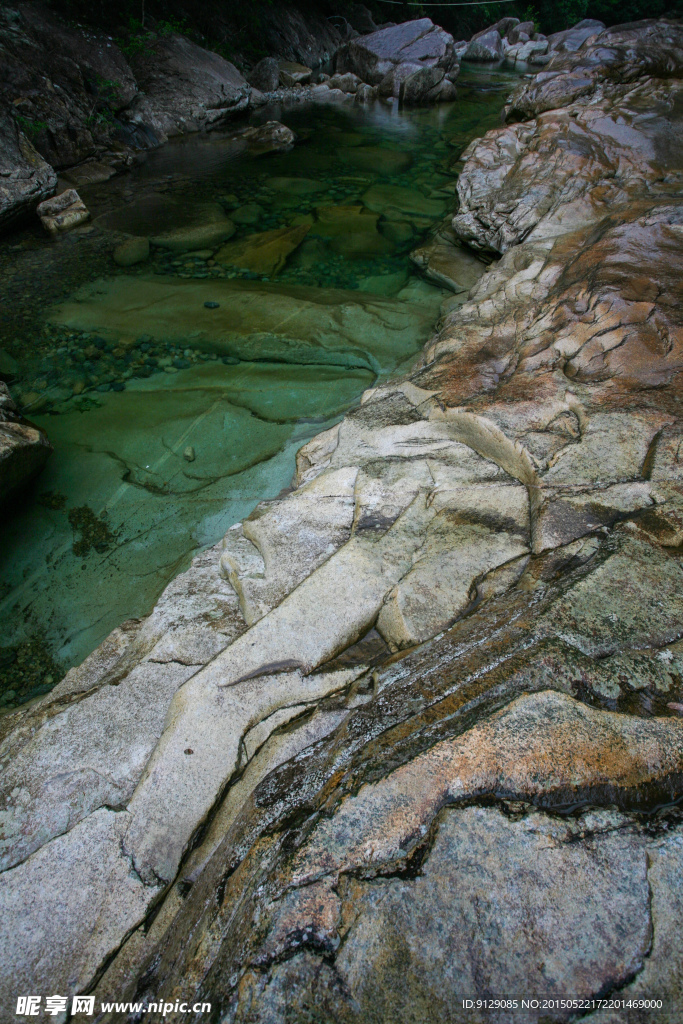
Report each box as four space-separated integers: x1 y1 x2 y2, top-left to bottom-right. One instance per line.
0 360 375 674
214 224 309 275
49 276 435 374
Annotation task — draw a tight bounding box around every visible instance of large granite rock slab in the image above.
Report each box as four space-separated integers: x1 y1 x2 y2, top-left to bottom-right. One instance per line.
48 276 435 375
5 14 683 1020
399 66 456 106
336 18 455 85
124 34 249 142
454 45 683 253
463 27 503 62
548 18 605 53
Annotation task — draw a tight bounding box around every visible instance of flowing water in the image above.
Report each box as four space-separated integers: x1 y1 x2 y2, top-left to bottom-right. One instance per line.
0 66 518 708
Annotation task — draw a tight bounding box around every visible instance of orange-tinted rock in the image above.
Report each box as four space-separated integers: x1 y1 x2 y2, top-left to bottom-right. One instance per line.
215 224 310 275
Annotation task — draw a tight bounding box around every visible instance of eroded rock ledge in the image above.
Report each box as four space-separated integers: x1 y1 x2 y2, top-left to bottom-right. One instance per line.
2 15 683 1023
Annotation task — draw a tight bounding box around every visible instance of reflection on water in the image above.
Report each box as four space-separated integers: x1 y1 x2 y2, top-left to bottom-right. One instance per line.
0 67 517 707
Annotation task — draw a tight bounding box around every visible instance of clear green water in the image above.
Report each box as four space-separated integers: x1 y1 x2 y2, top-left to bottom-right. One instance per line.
0 67 517 707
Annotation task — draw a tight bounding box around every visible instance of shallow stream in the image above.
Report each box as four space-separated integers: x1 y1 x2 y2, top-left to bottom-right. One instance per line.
0 66 517 707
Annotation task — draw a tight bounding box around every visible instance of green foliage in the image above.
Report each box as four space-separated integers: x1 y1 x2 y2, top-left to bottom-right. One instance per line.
157 16 187 36
523 5 540 31
117 18 156 59
15 115 48 140
85 109 115 127
93 75 121 104
588 0 680 22
526 0 679 31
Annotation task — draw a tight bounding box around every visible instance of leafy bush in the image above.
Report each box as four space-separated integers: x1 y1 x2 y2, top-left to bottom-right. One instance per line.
15 116 48 140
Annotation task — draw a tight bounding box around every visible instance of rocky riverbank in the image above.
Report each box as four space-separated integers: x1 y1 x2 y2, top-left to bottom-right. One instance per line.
3 11 683 1023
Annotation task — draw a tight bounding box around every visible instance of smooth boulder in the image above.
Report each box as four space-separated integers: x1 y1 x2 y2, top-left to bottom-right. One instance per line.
410 233 488 292
399 66 457 105
336 18 455 85
506 39 549 65
113 237 150 267
240 121 295 152
247 57 280 92
378 61 422 98
509 20 535 44
278 60 312 86
327 72 362 94
144 202 235 253
463 28 503 62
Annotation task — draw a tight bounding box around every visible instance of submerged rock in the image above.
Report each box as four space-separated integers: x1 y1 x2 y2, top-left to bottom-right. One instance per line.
150 217 235 253
215 224 310 275
113 237 150 267
61 161 116 187
410 228 488 292
240 120 295 152
362 182 446 223
99 196 235 254
310 204 392 257
341 145 413 174
49 275 435 373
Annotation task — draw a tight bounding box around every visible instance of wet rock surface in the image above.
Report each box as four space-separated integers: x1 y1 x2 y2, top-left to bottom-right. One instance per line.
0 382 52 506
0 111 56 232
5 16 683 1022
336 18 456 86
330 17 459 105
124 34 250 142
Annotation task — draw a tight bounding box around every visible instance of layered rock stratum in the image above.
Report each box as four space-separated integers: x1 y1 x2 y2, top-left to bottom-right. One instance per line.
3 14 683 1023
